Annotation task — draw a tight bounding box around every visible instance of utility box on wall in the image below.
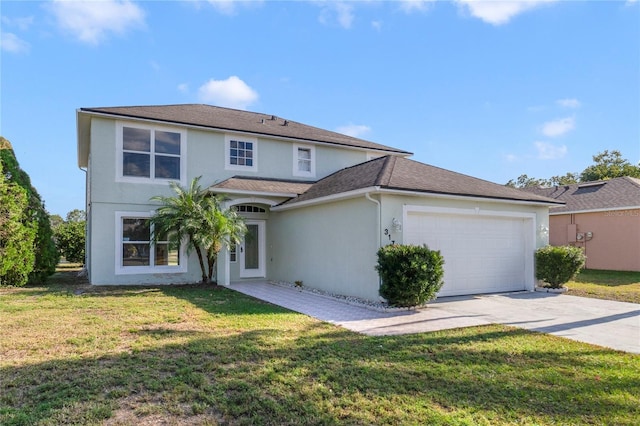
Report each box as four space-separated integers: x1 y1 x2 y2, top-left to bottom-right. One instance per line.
567 224 577 243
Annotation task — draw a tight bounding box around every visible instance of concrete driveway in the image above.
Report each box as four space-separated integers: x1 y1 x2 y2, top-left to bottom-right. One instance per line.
230 282 640 354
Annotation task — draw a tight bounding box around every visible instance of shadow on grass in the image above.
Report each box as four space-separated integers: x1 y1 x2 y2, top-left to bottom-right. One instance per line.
2 323 639 425
3 279 639 425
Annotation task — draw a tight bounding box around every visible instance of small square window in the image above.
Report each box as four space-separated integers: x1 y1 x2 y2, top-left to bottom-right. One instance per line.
226 136 257 171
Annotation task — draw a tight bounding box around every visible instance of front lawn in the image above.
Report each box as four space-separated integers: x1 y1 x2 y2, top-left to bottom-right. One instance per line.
567 269 640 304
1 272 638 425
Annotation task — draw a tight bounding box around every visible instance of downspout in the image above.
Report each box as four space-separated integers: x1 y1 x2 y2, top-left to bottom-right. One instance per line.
79 166 88 279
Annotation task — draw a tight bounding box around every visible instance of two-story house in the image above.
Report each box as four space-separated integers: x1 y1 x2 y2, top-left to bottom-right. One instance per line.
77 104 561 301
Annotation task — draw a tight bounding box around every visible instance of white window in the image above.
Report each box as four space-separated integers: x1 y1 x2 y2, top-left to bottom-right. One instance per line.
225 135 257 172
293 144 315 177
229 243 237 263
115 212 186 274
117 123 186 184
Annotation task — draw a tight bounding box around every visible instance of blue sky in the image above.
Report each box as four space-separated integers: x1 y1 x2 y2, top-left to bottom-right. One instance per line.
1 0 638 217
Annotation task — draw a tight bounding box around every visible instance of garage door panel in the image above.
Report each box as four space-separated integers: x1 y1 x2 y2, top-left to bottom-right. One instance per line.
405 212 530 297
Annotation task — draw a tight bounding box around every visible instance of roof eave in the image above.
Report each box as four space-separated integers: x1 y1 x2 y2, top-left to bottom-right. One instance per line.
271 187 382 211
76 109 91 168
377 187 565 207
549 205 640 215
273 186 562 212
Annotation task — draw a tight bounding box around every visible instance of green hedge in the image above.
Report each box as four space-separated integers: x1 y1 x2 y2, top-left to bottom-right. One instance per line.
535 245 586 288
376 244 445 308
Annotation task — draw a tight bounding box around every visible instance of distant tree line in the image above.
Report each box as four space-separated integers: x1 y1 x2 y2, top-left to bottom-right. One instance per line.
506 150 640 188
51 209 86 264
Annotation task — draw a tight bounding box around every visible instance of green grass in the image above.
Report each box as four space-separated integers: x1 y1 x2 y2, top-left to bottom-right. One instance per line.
1 272 638 425
567 269 640 304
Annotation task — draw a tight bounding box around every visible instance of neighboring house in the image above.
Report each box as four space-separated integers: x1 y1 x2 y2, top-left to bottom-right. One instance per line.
77 104 561 301
523 177 640 272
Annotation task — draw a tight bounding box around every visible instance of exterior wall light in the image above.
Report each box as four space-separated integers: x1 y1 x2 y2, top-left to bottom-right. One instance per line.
391 218 402 232
538 223 549 238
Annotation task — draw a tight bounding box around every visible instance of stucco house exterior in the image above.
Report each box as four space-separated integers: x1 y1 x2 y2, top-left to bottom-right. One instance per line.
77 104 561 301
523 177 640 272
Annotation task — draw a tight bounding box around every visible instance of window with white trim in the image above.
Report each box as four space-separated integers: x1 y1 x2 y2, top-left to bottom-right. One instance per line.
293 144 315 177
225 135 257 172
117 123 186 183
229 243 237 263
116 212 185 274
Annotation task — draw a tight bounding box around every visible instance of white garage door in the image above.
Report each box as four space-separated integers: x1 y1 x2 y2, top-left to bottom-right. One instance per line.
405 210 532 297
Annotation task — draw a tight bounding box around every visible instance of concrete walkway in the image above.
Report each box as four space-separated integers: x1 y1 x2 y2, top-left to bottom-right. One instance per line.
229 281 640 354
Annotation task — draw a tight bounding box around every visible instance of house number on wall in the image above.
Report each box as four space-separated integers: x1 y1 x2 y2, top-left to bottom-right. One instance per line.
384 229 395 244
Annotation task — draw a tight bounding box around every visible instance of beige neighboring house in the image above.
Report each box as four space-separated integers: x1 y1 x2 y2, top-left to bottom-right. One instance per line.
523 177 640 272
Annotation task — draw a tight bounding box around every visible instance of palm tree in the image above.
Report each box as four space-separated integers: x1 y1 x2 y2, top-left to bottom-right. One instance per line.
150 177 246 284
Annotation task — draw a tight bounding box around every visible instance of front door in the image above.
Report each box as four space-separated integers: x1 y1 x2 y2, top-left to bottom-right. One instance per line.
240 220 265 278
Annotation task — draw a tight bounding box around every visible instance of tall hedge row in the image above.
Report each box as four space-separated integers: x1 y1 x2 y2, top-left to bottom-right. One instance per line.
0 137 58 286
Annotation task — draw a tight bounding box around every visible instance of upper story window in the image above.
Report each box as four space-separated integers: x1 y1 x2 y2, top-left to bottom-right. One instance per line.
225 135 257 172
293 144 315 177
117 123 186 184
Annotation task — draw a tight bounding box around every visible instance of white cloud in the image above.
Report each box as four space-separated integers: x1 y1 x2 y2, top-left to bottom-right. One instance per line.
455 0 557 25
0 32 30 53
535 141 567 160
399 0 436 13
198 76 259 110
504 153 519 162
204 0 263 15
49 0 145 45
206 0 238 15
318 1 355 29
2 15 34 31
542 116 575 137
336 124 371 138
556 98 581 108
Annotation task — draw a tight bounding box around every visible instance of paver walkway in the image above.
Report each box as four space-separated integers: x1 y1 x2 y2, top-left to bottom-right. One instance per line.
230 281 640 354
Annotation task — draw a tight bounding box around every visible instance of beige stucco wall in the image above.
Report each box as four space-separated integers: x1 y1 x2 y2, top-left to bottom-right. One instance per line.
549 209 640 271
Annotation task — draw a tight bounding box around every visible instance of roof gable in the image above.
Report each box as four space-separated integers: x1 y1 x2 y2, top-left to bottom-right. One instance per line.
521 176 640 213
79 104 410 156
281 156 562 206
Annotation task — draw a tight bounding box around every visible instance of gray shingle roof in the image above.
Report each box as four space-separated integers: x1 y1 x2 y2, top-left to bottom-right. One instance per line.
80 104 410 154
210 177 314 196
520 177 640 213
281 156 563 206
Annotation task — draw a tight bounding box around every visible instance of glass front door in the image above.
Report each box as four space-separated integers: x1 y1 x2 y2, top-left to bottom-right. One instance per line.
240 220 265 278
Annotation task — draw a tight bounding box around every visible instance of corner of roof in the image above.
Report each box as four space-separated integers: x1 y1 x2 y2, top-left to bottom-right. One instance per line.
373 155 396 186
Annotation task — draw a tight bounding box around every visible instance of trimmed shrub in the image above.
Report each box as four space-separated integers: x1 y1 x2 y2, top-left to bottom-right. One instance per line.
376 244 445 308
535 245 586 288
